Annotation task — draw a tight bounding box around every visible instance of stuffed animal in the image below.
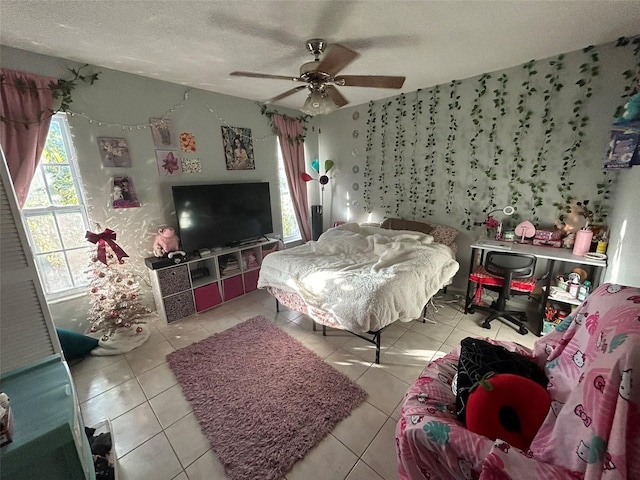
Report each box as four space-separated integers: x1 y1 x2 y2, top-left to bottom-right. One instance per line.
153 227 180 257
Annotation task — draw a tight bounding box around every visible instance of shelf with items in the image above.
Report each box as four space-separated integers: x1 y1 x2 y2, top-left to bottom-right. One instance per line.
218 252 242 279
188 257 218 289
146 237 280 323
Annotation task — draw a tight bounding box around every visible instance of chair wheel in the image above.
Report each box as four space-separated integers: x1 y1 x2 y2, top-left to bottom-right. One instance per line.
481 320 491 329
519 326 528 335
468 306 475 314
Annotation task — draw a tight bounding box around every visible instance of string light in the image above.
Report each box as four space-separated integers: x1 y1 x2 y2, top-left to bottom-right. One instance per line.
66 88 277 142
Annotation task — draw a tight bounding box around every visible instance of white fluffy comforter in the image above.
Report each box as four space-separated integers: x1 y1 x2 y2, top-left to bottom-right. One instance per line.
257 223 459 333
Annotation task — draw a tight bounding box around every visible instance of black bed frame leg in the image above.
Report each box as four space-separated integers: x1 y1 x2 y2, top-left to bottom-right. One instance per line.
422 304 427 323
375 332 381 364
322 324 326 336
313 321 317 332
275 299 280 312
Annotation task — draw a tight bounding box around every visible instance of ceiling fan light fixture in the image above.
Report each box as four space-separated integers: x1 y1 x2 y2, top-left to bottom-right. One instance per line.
300 88 338 116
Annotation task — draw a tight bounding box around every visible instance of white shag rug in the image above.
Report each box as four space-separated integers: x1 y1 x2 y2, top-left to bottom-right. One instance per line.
90 314 156 355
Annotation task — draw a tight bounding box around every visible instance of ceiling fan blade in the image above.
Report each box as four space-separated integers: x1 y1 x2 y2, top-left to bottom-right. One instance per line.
315 44 359 76
335 75 406 89
324 85 349 108
267 85 308 103
230 71 301 82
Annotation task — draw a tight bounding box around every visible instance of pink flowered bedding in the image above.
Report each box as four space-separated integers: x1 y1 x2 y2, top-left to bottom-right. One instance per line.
396 283 640 480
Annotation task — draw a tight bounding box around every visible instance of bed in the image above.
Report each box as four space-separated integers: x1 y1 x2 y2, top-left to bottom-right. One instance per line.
257 219 460 362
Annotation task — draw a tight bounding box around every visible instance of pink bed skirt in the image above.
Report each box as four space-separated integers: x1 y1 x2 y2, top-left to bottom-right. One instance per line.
266 287 346 331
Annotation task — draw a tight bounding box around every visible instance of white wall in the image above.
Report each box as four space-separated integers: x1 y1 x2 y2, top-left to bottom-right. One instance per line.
1 46 302 332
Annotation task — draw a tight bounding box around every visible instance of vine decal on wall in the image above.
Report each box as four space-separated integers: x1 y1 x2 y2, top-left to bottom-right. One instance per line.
409 91 423 218
363 100 376 213
393 93 407 216
486 73 508 214
530 54 564 222
379 101 392 215
554 46 600 222
463 73 490 229
422 85 439 218
357 38 636 230
511 60 537 216
444 80 461 214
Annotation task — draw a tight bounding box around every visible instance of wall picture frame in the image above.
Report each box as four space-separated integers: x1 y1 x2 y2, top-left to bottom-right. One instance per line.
150 118 177 148
156 150 182 176
112 176 140 208
97 137 131 167
221 126 255 170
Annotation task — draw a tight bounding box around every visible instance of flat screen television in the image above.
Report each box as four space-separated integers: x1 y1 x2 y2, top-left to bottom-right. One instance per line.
172 182 273 253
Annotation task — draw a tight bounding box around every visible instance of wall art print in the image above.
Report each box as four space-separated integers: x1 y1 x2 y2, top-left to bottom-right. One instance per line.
97 137 131 167
156 150 182 176
180 131 197 152
112 176 140 208
150 118 177 148
181 158 202 174
221 126 255 170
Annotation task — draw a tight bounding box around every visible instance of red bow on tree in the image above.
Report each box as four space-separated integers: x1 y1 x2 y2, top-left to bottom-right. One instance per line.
85 228 129 265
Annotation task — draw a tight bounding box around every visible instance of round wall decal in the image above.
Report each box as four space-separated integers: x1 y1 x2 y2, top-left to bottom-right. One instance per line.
352 148 359 157
352 130 359 139
352 183 360 191
352 165 360 174
352 111 360 121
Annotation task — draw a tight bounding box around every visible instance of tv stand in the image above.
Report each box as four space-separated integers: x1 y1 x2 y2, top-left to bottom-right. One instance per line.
146 238 280 323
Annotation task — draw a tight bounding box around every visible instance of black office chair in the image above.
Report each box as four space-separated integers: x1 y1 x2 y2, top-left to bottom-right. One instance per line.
468 251 537 335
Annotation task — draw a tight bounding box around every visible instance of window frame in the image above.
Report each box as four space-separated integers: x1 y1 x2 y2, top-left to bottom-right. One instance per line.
21 113 92 300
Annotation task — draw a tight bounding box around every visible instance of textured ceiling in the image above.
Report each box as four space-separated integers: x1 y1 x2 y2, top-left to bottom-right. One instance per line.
1 1 640 114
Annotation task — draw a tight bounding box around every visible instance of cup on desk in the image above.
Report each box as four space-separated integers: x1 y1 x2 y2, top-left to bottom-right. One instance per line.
572 229 593 256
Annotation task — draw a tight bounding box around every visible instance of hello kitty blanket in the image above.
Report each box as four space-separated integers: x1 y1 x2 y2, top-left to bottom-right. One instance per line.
396 283 640 480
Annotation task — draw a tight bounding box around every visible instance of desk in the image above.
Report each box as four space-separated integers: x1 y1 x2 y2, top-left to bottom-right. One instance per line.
464 238 607 336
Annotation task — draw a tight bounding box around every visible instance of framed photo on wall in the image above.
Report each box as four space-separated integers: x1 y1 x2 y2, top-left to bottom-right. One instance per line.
150 118 177 148
97 137 131 167
156 150 182 176
221 126 255 170
112 176 140 208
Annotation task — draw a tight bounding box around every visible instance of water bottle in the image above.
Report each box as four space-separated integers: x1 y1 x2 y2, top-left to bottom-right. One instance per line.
577 281 592 302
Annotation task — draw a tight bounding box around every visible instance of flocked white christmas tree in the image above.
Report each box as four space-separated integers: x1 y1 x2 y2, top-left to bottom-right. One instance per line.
86 228 149 341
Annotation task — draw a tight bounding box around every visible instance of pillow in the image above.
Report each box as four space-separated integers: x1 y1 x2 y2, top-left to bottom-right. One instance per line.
456 337 547 423
429 224 458 248
466 373 551 450
56 328 99 360
380 217 434 235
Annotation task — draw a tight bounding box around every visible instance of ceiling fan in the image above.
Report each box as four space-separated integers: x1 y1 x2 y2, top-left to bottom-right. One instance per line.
230 38 406 115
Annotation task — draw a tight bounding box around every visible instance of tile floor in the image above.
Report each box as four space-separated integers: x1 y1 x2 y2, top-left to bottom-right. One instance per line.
71 289 539 480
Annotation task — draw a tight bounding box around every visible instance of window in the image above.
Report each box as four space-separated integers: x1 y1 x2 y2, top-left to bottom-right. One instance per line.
277 147 301 243
21 113 91 298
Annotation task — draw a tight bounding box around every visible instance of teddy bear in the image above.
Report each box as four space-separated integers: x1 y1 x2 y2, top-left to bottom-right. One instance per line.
153 227 180 257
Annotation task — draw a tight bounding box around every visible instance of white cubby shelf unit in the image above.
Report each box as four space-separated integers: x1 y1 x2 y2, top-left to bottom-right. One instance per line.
147 238 280 323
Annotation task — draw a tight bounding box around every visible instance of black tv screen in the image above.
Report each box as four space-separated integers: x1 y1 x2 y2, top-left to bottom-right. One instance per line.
172 182 274 252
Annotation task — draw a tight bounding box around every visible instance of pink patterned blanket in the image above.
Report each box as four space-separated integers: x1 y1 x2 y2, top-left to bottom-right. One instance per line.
396 283 640 480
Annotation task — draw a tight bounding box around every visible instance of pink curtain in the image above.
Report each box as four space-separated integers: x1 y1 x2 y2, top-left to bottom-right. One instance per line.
273 114 311 243
0 69 55 207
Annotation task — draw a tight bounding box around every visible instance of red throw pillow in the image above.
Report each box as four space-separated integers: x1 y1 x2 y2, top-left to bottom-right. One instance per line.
466 373 551 450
